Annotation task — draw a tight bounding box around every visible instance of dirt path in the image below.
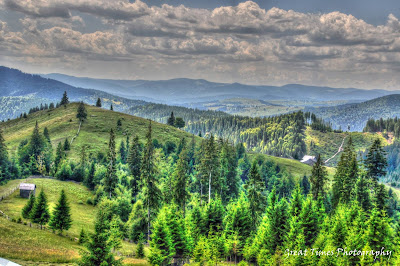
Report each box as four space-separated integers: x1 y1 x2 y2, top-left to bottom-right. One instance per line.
70 120 82 145
325 136 347 164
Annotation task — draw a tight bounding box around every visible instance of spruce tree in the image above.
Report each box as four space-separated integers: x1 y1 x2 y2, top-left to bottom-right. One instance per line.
364 207 393 252
374 183 388 212
141 121 161 242
172 148 190 215
110 104 113 111
63 138 70 151
198 135 219 203
310 154 328 200
54 142 64 168
244 160 266 228
299 195 319 246
76 102 87 121
49 189 72 234
109 216 122 252
79 228 87 244
119 140 127 163
30 190 50 229
167 112 175 126
96 98 102 107
128 135 141 201
84 161 96 190
219 141 239 202
22 194 36 219
43 127 51 143
136 233 145 258
364 138 387 183
80 209 121 266
104 128 117 199
30 121 45 158
60 91 69 105
354 173 371 211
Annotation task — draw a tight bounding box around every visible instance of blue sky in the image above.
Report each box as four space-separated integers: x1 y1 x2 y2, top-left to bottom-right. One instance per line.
1 0 400 90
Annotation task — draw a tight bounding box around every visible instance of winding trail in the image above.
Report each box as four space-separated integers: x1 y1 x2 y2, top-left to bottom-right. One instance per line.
70 120 82 145
325 136 347 164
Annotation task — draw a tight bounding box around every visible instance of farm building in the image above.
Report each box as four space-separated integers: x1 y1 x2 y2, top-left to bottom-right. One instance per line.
300 155 316 166
19 183 36 198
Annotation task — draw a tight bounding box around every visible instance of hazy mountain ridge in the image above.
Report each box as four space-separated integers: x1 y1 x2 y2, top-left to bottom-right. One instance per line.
307 94 400 131
42 73 394 105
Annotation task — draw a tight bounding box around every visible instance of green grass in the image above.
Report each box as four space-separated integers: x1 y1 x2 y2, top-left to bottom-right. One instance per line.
0 178 149 265
2 103 198 160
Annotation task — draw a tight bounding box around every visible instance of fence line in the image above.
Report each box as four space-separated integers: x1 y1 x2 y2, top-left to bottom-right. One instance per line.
0 178 32 202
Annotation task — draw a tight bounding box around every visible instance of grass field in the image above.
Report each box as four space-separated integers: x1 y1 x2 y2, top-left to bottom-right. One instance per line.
1 103 198 161
0 178 149 265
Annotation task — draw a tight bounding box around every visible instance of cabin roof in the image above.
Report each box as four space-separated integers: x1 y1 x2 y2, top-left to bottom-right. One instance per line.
19 183 36 191
300 155 316 163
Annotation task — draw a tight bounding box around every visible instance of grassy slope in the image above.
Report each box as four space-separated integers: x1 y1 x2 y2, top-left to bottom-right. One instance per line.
305 127 388 166
2 103 197 161
0 178 148 265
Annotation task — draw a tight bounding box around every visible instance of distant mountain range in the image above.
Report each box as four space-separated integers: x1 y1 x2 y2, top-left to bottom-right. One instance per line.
42 73 395 105
307 94 400 131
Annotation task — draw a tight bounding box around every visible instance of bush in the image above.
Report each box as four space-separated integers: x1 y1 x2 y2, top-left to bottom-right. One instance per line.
86 197 94 205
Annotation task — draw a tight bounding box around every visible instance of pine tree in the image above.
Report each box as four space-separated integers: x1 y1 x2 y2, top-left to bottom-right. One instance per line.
119 140 127 163
332 137 357 207
172 148 190 215
175 117 185 129
84 161 96 190
104 128 118 199
43 127 51 143
109 216 122 252
49 189 72 234
96 98 102 107
198 135 219 203
310 154 328 200
219 141 239 202
54 142 64 168
141 121 161 242
167 112 175 126
79 228 87 244
76 102 87 121
299 195 319 246
60 91 69 105
63 138 70 151
22 194 35 219
30 121 45 158
288 184 304 217
137 233 145 258
244 160 266 229
80 209 121 266
128 135 141 201
354 173 371 211
30 190 50 229
110 104 114 111
364 208 393 252
374 183 388 212
364 138 387 183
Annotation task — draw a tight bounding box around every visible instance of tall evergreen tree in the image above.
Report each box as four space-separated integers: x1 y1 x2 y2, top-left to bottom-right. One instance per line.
63 138 70 151
364 138 387 183
354 173 371 211
22 194 35 219
80 209 121 266
110 104 114 111
84 161 96 190
244 160 266 228
77 102 87 121
332 137 358 207
96 98 102 107
43 127 51 143
119 140 127 163
49 189 72 234
172 149 190 215
30 121 45 158
104 128 117 199
198 135 219 203
54 142 64 168
167 112 175 126
219 141 239 202
141 121 161 242
310 154 328 200
60 91 69 105
128 135 141 201
30 190 50 229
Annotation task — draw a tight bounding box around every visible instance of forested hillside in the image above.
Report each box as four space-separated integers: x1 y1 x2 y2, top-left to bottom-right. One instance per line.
308 94 400 131
0 96 398 265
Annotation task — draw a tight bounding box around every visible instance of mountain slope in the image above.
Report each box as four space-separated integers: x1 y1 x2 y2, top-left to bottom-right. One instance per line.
0 66 147 121
308 94 400 131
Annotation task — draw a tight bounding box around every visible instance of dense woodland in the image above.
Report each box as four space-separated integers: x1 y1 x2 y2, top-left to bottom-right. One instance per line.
1 92 400 265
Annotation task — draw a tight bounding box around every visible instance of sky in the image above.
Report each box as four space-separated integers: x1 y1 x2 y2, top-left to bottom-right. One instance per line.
1 0 400 90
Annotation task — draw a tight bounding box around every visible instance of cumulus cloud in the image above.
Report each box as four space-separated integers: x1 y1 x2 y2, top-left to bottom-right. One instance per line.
2 0 400 88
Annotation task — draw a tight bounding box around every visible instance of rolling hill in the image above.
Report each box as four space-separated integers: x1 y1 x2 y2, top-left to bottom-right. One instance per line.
307 94 400 131
0 66 148 121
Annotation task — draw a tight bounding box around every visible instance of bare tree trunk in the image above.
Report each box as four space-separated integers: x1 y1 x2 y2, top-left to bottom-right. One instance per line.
147 204 151 243
200 182 203 206
208 172 211 203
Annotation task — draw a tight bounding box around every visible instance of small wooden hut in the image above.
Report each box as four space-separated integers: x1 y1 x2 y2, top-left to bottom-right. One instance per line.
19 183 36 198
